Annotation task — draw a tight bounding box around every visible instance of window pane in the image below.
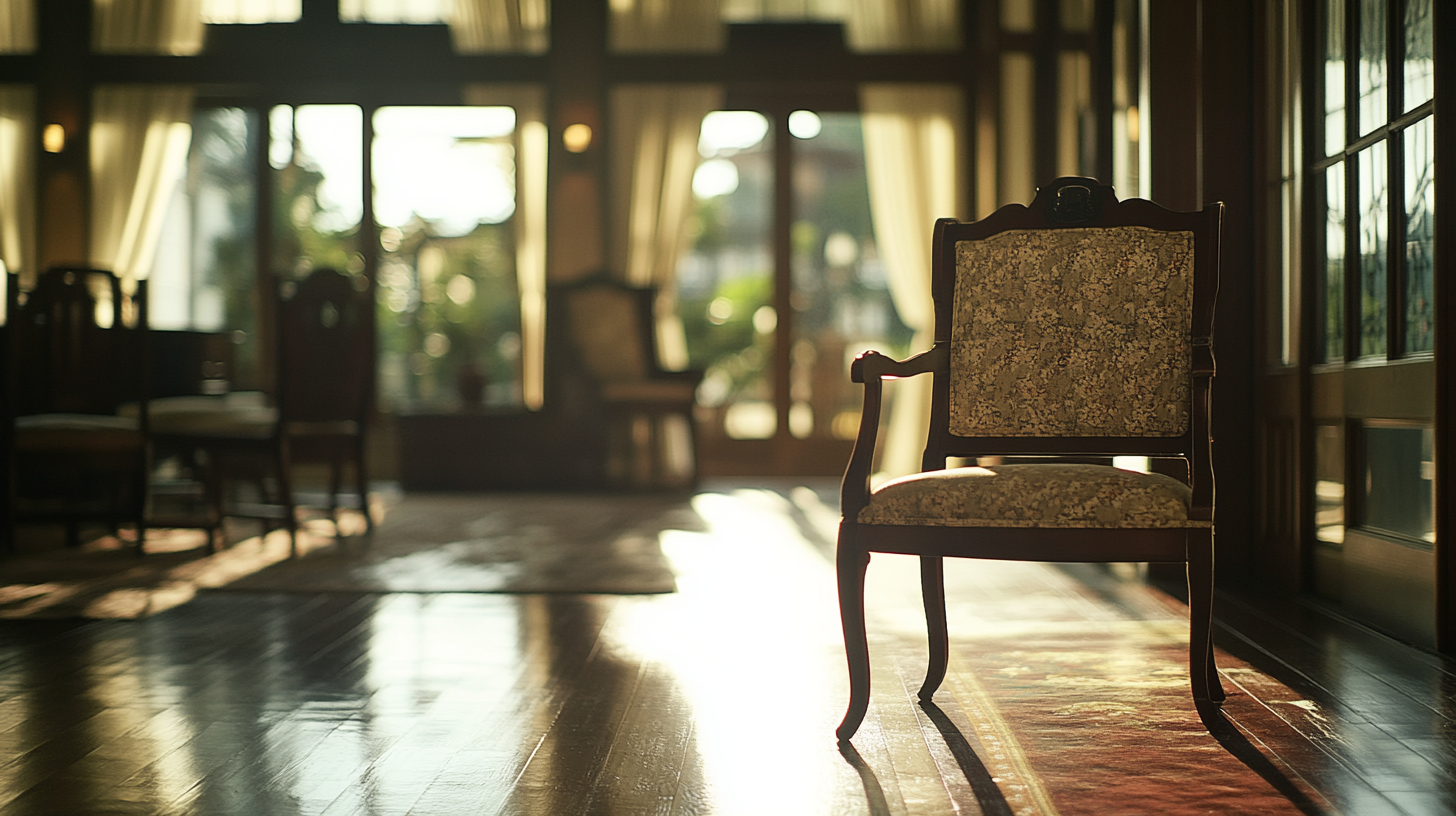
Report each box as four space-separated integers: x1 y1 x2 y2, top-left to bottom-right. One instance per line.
339 0 448 23
1357 141 1387 357
721 0 846 23
1057 51 1092 178
1404 117 1434 354
1356 0 1386 136
1319 162 1346 361
372 106 521 412
1403 0 1433 110
202 0 301 23
1314 424 1345 544
789 112 911 441
679 112 775 440
270 105 363 278
1001 52 1036 206
1322 0 1345 157
1060 0 1093 31
1362 425 1434 543
151 107 259 383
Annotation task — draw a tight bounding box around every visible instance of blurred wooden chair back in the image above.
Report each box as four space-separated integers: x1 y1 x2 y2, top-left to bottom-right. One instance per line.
4 267 150 552
553 276 703 489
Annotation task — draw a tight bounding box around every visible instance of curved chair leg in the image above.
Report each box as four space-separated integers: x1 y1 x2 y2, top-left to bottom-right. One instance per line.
918 556 948 701
355 434 373 533
1186 530 1223 705
276 439 298 558
836 527 872 742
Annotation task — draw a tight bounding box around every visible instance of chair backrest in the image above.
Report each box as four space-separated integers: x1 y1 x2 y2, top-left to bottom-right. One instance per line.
275 268 373 424
557 278 659 385
926 178 1222 466
5 268 148 417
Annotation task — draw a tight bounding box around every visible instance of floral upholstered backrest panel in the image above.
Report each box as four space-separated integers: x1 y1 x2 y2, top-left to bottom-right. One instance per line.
567 287 649 384
950 226 1195 437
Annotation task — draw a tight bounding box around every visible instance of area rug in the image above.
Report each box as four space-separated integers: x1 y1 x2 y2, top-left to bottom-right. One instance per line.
1 492 695 619
216 492 692 595
0 525 309 620
923 622 1335 816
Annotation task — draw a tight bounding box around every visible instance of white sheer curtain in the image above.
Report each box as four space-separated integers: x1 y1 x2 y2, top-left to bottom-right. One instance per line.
609 84 722 370
861 83 965 478
93 0 206 54
90 86 194 286
609 0 724 52
452 0 549 53
0 85 34 316
463 85 549 409
0 0 35 52
845 0 959 51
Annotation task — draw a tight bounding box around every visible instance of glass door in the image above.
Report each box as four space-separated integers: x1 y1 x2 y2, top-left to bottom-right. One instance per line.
1306 0 1436 646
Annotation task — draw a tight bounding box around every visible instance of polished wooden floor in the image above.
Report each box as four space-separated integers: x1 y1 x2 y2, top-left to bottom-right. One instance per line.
1 482 1454 815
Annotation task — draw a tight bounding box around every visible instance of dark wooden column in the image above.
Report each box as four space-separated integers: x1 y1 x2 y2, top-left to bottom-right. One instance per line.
36 0 91 272
1147 0 1259 584
548 0 607 282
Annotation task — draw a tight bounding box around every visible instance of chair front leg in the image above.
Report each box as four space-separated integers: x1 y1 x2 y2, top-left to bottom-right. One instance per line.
1185 529 1223 705
918 555 949 701
836 526 873 742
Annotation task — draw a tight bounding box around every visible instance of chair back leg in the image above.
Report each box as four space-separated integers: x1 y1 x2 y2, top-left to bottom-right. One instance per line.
1186 529 1224 704
918 555 950 701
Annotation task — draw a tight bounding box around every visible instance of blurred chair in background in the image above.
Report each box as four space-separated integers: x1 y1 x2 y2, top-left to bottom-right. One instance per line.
4 267 151 553
553 276 703 489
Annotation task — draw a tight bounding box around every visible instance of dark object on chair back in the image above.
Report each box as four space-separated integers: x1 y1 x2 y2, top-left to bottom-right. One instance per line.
835 177 1224 741
4 268 150 552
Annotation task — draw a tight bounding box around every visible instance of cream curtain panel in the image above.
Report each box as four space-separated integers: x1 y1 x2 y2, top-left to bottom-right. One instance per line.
609 84 722 370
845 0 959 51
93 0 205 54
609 0 724 53
0 84 34 315
90 86 194 285
452 0 549 53
0 0 35 52
860 83 965 478
463 85 549 409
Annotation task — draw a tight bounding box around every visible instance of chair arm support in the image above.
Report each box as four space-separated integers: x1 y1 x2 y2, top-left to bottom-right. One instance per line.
841 344 948 519
850 344 947 383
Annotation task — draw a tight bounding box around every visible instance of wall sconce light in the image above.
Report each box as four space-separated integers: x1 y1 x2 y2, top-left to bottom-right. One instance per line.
562 123 592 154
43 123 66 153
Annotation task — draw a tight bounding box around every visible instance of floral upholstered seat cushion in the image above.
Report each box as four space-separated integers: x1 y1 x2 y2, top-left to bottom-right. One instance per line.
858 464 1211 528
950 227 1196 438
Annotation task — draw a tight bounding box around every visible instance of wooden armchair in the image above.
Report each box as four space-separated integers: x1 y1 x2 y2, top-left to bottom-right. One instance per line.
4 268 150 553
552 276 703 488
835 178 1225 741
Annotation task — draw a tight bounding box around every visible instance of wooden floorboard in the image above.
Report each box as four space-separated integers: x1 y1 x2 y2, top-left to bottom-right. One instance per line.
1 483 1454 815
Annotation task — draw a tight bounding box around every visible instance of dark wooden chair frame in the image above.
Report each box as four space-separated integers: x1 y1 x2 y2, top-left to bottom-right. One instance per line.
158 268 374 555
551 275 704 489
4 268 151 553
835 177 1225 742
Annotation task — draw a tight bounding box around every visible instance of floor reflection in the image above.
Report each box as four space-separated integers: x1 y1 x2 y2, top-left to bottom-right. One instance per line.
0 486 1452 815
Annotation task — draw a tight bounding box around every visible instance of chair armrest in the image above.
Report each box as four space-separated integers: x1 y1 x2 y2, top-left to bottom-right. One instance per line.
842 344 948 519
